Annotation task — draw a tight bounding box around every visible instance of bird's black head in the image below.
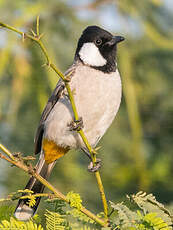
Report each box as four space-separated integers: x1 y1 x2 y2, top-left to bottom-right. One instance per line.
75 26 125 73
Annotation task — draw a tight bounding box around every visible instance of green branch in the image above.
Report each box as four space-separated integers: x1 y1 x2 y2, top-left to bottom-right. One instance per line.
0 18 108 221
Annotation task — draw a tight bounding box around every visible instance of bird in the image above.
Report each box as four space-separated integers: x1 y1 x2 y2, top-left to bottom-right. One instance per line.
14 25 124 221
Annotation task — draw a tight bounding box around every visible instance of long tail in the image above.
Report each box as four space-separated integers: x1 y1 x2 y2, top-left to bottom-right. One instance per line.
14 152 56 221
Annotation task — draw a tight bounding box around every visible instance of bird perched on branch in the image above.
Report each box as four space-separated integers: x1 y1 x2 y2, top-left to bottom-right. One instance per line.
14 25 124 221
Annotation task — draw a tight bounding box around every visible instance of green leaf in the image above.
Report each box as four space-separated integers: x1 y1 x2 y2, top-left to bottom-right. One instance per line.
137 211 171 230
45 209 71 230
110 201 138 228
128 191 173 226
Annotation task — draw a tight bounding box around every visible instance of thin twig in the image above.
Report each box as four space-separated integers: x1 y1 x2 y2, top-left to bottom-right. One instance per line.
0 20 108 220
36 15 40 36
0 143 15 161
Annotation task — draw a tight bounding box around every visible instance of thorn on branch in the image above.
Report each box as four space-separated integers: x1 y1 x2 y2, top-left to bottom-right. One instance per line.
41 62 51 69
94 146 102 152
64 69 75 82
64 76 71 82
91 148 98 155
42 63 47 68
30 29 42 40
38 33 44 40
22 32 26 42
30 29 36 37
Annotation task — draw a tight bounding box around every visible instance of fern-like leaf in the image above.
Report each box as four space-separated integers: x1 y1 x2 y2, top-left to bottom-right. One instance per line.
45 197 66 214
27 195 36 208
0 217 43 230
110 201 138 228
45 209 71 230
137 211 171 230
128 191 173 226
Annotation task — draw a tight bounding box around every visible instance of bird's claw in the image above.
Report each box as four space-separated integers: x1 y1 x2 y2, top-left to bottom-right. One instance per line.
88 158 102 172
68 117 84 131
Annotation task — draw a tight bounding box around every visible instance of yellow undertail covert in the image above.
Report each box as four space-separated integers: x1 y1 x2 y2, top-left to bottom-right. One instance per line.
42 139 69 164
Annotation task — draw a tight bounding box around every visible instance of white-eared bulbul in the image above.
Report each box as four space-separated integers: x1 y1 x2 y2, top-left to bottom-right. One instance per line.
14 25 124 220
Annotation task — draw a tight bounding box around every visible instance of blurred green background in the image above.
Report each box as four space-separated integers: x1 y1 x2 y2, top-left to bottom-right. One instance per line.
0 0 173 216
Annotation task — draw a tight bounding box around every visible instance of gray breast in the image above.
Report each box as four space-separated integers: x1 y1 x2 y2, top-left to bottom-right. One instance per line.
44 65 122 149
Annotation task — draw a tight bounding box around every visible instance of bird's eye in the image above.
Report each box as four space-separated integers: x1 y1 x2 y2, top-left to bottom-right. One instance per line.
95 38 102 46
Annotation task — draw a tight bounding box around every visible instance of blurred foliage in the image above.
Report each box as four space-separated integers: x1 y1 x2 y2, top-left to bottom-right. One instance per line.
0 0 173 221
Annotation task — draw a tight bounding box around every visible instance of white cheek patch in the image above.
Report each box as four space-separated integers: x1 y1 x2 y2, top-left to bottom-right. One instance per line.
79 42 107 67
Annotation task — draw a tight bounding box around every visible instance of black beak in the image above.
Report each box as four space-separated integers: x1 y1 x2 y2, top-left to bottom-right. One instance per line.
114 36 125 43
106 36 125 46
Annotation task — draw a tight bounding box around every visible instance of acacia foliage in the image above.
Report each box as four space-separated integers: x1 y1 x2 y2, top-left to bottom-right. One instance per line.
0 191 172 229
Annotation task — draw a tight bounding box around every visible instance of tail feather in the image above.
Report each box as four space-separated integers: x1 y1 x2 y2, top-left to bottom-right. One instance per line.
14 152 56 221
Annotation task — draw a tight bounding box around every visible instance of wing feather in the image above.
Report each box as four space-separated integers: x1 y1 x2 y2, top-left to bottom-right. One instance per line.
34 63 76 155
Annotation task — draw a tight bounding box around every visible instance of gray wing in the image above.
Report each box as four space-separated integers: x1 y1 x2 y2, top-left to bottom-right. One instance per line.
34 63 76 155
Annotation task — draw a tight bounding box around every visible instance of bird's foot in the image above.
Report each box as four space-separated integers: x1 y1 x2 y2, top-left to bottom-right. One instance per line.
68 117 84 131
88 158 102 172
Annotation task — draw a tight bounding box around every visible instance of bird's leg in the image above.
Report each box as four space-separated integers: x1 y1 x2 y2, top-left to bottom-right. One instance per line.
81 148 102 172
69 118 102 172
88 158 102 172
68 117 84 131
